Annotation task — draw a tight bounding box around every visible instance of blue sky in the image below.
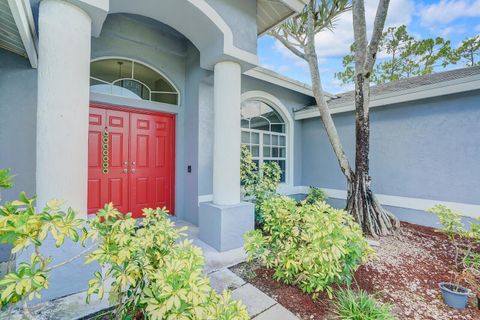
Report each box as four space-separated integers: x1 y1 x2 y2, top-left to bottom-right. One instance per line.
257 0 480 94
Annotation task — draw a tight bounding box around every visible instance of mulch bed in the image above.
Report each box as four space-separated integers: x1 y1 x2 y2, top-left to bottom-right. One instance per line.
230 222 480 320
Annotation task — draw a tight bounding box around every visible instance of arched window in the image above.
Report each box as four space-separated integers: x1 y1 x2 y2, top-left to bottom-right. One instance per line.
90 58 179 105
241 99 287 183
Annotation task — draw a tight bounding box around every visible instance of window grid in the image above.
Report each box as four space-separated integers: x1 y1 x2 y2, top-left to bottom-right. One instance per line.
90 59 179 105
241 128 287 183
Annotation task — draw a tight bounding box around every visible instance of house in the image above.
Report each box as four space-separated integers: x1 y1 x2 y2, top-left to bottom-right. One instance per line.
0 0 479 302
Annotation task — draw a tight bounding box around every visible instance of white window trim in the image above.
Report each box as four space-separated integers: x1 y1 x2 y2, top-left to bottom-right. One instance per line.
241 91 295 187
90 56 181 106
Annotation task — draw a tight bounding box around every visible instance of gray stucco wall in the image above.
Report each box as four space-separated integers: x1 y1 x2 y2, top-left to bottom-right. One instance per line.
0 49 37 268
302 90 480 213
0 49 37 201
197 75 315 196
198 82 215 197
206 0 257 54
184 43 211 224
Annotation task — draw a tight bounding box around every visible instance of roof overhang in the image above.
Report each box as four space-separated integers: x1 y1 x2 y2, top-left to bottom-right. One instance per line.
245 66 335 98
1 0 37 67
295 73 480 120
257 0 307 36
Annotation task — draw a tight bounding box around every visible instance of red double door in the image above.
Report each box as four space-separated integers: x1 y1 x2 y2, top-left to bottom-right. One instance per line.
88 104 175 218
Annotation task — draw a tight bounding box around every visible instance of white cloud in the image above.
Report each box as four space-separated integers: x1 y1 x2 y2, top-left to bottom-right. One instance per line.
273 0 414 63
475 24 480 32
272 0 414 61
267 0 414 88
419 0 480 27
328 78 355 94
314 0 414 59
439 25 468 37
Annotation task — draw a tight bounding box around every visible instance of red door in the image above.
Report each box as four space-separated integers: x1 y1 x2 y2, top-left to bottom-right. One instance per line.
88 104 175 218
129 112 175 217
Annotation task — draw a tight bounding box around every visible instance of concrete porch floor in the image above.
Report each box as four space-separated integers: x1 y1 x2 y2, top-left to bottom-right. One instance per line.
3 220 298 320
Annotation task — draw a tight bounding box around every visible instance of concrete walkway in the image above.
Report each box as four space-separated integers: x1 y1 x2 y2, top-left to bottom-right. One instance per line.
177 220 299 319
2 220 298 320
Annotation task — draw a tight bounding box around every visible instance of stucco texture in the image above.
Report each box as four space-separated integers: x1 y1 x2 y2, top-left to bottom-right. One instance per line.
0 49 37 201
301 90 480 206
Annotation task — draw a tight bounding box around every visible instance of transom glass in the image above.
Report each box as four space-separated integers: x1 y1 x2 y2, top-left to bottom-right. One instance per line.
90 58 179 105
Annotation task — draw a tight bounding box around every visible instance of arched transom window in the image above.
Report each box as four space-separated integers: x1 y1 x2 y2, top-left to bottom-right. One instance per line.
90 58 179 105
241 99 287 182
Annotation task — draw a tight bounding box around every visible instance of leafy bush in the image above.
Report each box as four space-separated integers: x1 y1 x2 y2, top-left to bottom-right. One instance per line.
334 288 395 320
303 186 328 205
85 204 249 319
244 196 373 298
0 192 88 310
240 145 281 224
0 169 248 320
428 205 480 291
0 169 14 192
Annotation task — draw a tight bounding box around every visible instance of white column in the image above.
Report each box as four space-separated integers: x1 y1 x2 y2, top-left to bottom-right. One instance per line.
212 61 242 205
36 0 91 215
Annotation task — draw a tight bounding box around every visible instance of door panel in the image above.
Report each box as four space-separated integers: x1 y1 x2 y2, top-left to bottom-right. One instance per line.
105 109 129 213
88 107 129 214
129 112 175 217
88 108 107 214
88 104 175 218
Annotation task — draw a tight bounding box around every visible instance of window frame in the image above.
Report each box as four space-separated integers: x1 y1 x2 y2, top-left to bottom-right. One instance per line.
241 91 294 187
89 57 181 106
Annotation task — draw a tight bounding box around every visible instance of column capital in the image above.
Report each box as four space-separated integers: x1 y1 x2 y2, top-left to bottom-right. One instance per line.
42 0 109 37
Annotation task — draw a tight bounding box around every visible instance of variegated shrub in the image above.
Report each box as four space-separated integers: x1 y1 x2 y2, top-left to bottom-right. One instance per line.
85 205 249 320
244 196 373 299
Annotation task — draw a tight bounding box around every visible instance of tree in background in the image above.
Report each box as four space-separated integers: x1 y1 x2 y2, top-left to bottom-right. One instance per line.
451 35 480 67
270 0 399 237
334 25 480 85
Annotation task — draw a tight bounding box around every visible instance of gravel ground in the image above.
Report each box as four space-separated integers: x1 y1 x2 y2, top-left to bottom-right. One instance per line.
231 222 480 320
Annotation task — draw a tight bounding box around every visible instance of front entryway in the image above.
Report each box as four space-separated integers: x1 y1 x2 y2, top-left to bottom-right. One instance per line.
87 104 175 218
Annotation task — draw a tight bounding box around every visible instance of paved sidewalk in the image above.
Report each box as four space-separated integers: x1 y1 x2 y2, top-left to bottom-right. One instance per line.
208 268 298 319
180 220 299 320
2 220 298 320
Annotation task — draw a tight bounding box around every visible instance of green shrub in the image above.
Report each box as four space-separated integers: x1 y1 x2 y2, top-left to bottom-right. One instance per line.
240 145 281 224
303 186 328 205
244 196 373 299
0 169 14 191
85 204 249 320
0 192 87 310
334 289 395 320
428 205 480 292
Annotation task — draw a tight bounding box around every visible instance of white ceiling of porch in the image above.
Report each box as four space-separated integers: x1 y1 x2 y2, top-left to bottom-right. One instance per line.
257 0 304 36
0 0 26 57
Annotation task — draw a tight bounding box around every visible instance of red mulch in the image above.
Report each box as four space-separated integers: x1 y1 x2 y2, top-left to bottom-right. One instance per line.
230 222 480 320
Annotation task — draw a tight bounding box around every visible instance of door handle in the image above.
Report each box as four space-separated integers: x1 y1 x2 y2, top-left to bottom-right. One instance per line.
131 161 136 166
131 168 136 173
123 168 128 173
123 161 128 165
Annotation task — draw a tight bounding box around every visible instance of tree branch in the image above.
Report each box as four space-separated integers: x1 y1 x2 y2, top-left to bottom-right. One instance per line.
270 30 307 61
352 0 368 72
47 244 97 271
365 0 391 72
305 1 353 182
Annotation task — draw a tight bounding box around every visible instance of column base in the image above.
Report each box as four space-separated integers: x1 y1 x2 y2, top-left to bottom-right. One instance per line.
199 201 254 252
